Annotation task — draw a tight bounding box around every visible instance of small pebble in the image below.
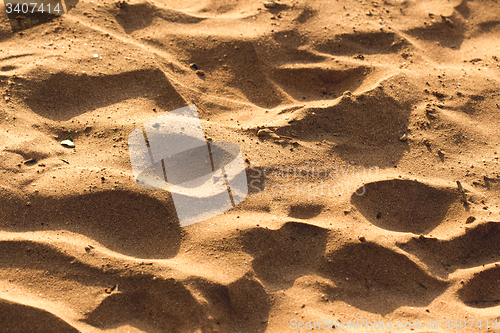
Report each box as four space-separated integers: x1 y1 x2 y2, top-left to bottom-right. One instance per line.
466 216 476 224
264 0 276 8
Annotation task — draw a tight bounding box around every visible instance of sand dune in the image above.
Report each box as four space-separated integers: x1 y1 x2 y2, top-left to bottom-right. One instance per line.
1 0 500 331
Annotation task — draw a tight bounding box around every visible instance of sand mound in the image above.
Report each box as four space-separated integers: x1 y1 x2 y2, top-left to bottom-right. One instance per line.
0 299 80 333
351 179 459 234
21 68 185 121
458 265 500 309
319 241 448 315
399 221 500 276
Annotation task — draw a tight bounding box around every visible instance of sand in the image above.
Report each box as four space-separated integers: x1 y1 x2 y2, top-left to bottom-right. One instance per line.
1 0 500 331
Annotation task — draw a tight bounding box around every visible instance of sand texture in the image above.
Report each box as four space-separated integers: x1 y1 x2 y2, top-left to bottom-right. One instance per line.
1 0 500 332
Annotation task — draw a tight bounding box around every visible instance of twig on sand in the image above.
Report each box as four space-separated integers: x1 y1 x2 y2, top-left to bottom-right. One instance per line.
257 128 294 141
456 181 467 204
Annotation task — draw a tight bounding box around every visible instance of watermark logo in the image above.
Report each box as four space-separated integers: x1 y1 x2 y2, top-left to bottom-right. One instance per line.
128 105 248 227
247 162 379 200
3 0 79 32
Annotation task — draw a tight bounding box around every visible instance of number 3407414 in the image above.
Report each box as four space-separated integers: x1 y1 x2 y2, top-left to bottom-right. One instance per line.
5 2 62 14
